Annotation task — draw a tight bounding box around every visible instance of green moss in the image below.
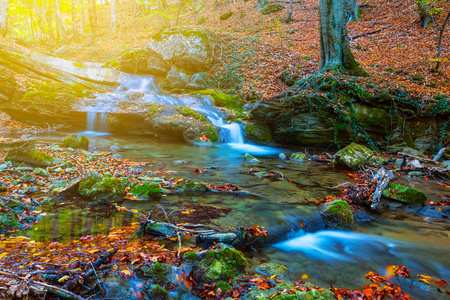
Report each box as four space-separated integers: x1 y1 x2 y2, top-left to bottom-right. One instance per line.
204 125 219 142
334 142 373 170
215 281 232 292
183 252 198 262
5 148 58 167
220 11 233 20
146 284 168 299
130 183 161 200
260 3 284 14
320 200 354 230
190 89 244 110
72 62 85 68
143 262 169 285
382 183 427 204
78 173 125 202
175 106 207 121
291 152 307 161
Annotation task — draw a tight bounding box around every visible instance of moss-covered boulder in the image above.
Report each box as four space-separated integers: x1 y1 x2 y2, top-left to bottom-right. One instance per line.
5 148 59 167
78 172 126 203
193 243 247 283
291 152 307 161
63 134 89 150
320 200 354 230
141 262 171 285
220 11 233 20
260 3 284 14
244 153 262 164
382 183 427 204
334 142 373 170
130 183 161 200
244 122 273 145
190 90 244 110
0 212 21 233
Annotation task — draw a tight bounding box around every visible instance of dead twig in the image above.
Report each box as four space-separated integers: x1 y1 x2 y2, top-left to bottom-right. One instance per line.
349 25 393 41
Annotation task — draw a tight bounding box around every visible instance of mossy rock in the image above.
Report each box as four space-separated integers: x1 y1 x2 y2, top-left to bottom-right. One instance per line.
78 172 126 203
141 262 171 285
194 243 248 283
33 168 50 177
63 134 89 151
183 251 198 262
197 16 207 25
260 3 284 14
173 182 209 192
129 183 161 200
320 200 354 230
382 183 427 204
244 153 261 164
145 221 180 238
175 106 207 122
0 212 21 233
190 89 244 110
143 283 169 300
334 142 373 170
220 11 233 20
255 263 289 280
5 148 59 167
291 152 307 161
244 122 273 145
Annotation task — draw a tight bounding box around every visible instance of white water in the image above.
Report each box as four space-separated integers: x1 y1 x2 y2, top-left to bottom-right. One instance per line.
80 74 279 154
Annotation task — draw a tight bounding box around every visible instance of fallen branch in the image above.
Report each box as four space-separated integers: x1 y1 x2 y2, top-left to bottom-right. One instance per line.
349 25 393 41
0 270 85 300
371 167 394 209
432 147 447 162
398 152 440 165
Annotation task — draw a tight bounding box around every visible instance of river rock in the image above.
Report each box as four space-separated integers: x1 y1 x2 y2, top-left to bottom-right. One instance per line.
320 200 354 230
244 153 261 163
140 262 172 285
260 3 284 14
163 65 191 89
279 153 286 160
186 72 208 90
255 263 289 280
172 182 209 193
78 172 126 202
193 243 247 284
382 183 427 204
143 283 169 300
63 134 89 150
5 148 59 167
334 142 373 170
20 174 36 183
52 178 83 195
291 152 307 161
103 275 134 300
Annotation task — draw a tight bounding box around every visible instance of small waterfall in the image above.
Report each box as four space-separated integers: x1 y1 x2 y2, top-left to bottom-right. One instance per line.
85 111 109 134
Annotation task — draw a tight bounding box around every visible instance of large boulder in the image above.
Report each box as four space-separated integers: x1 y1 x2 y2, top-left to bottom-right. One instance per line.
78 172 126 203
320 200 354 230
334 142 373 170
63 134 89 150
146 29 213 73
5 148 60 167
0 66 17 102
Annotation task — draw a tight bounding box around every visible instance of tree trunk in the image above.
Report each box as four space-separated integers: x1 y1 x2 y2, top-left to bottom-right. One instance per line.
46 0 55 43
345 0 358 22
80 0 85 32
319 0 363 75
72 0 78 41
89 0 96 44
111 0 118 30
0 0 9 37
286 0 293 23
434 11 450 72
55 0 67 42
32 0 48 41
418 1 432 28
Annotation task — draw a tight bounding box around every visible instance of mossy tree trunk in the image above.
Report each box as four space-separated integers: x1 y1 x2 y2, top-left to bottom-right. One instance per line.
418 1 433 28
0 0 9 37
319 0 364 75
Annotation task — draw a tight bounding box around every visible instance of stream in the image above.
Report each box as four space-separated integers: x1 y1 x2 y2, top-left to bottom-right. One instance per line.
10 74 450 299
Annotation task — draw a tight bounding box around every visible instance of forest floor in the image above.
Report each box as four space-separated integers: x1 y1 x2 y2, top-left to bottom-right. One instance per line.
18 0 450 99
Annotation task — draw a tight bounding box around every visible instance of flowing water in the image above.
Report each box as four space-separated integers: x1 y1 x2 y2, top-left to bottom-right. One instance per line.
12 74 450 298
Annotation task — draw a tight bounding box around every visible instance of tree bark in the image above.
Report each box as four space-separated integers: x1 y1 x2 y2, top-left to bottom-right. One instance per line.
80 0 85 32
55 0 67 42
111 0 118 30
32 0 48 41
345 0 358 22
319 0 364 75
72 0 78 41
0 0 9 37
286 0 293 23
89 0 96 44
46 0 55 43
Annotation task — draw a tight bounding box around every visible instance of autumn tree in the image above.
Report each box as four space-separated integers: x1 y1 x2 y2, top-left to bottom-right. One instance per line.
319 0 364 75
0 0 8 37
111 0 117 30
